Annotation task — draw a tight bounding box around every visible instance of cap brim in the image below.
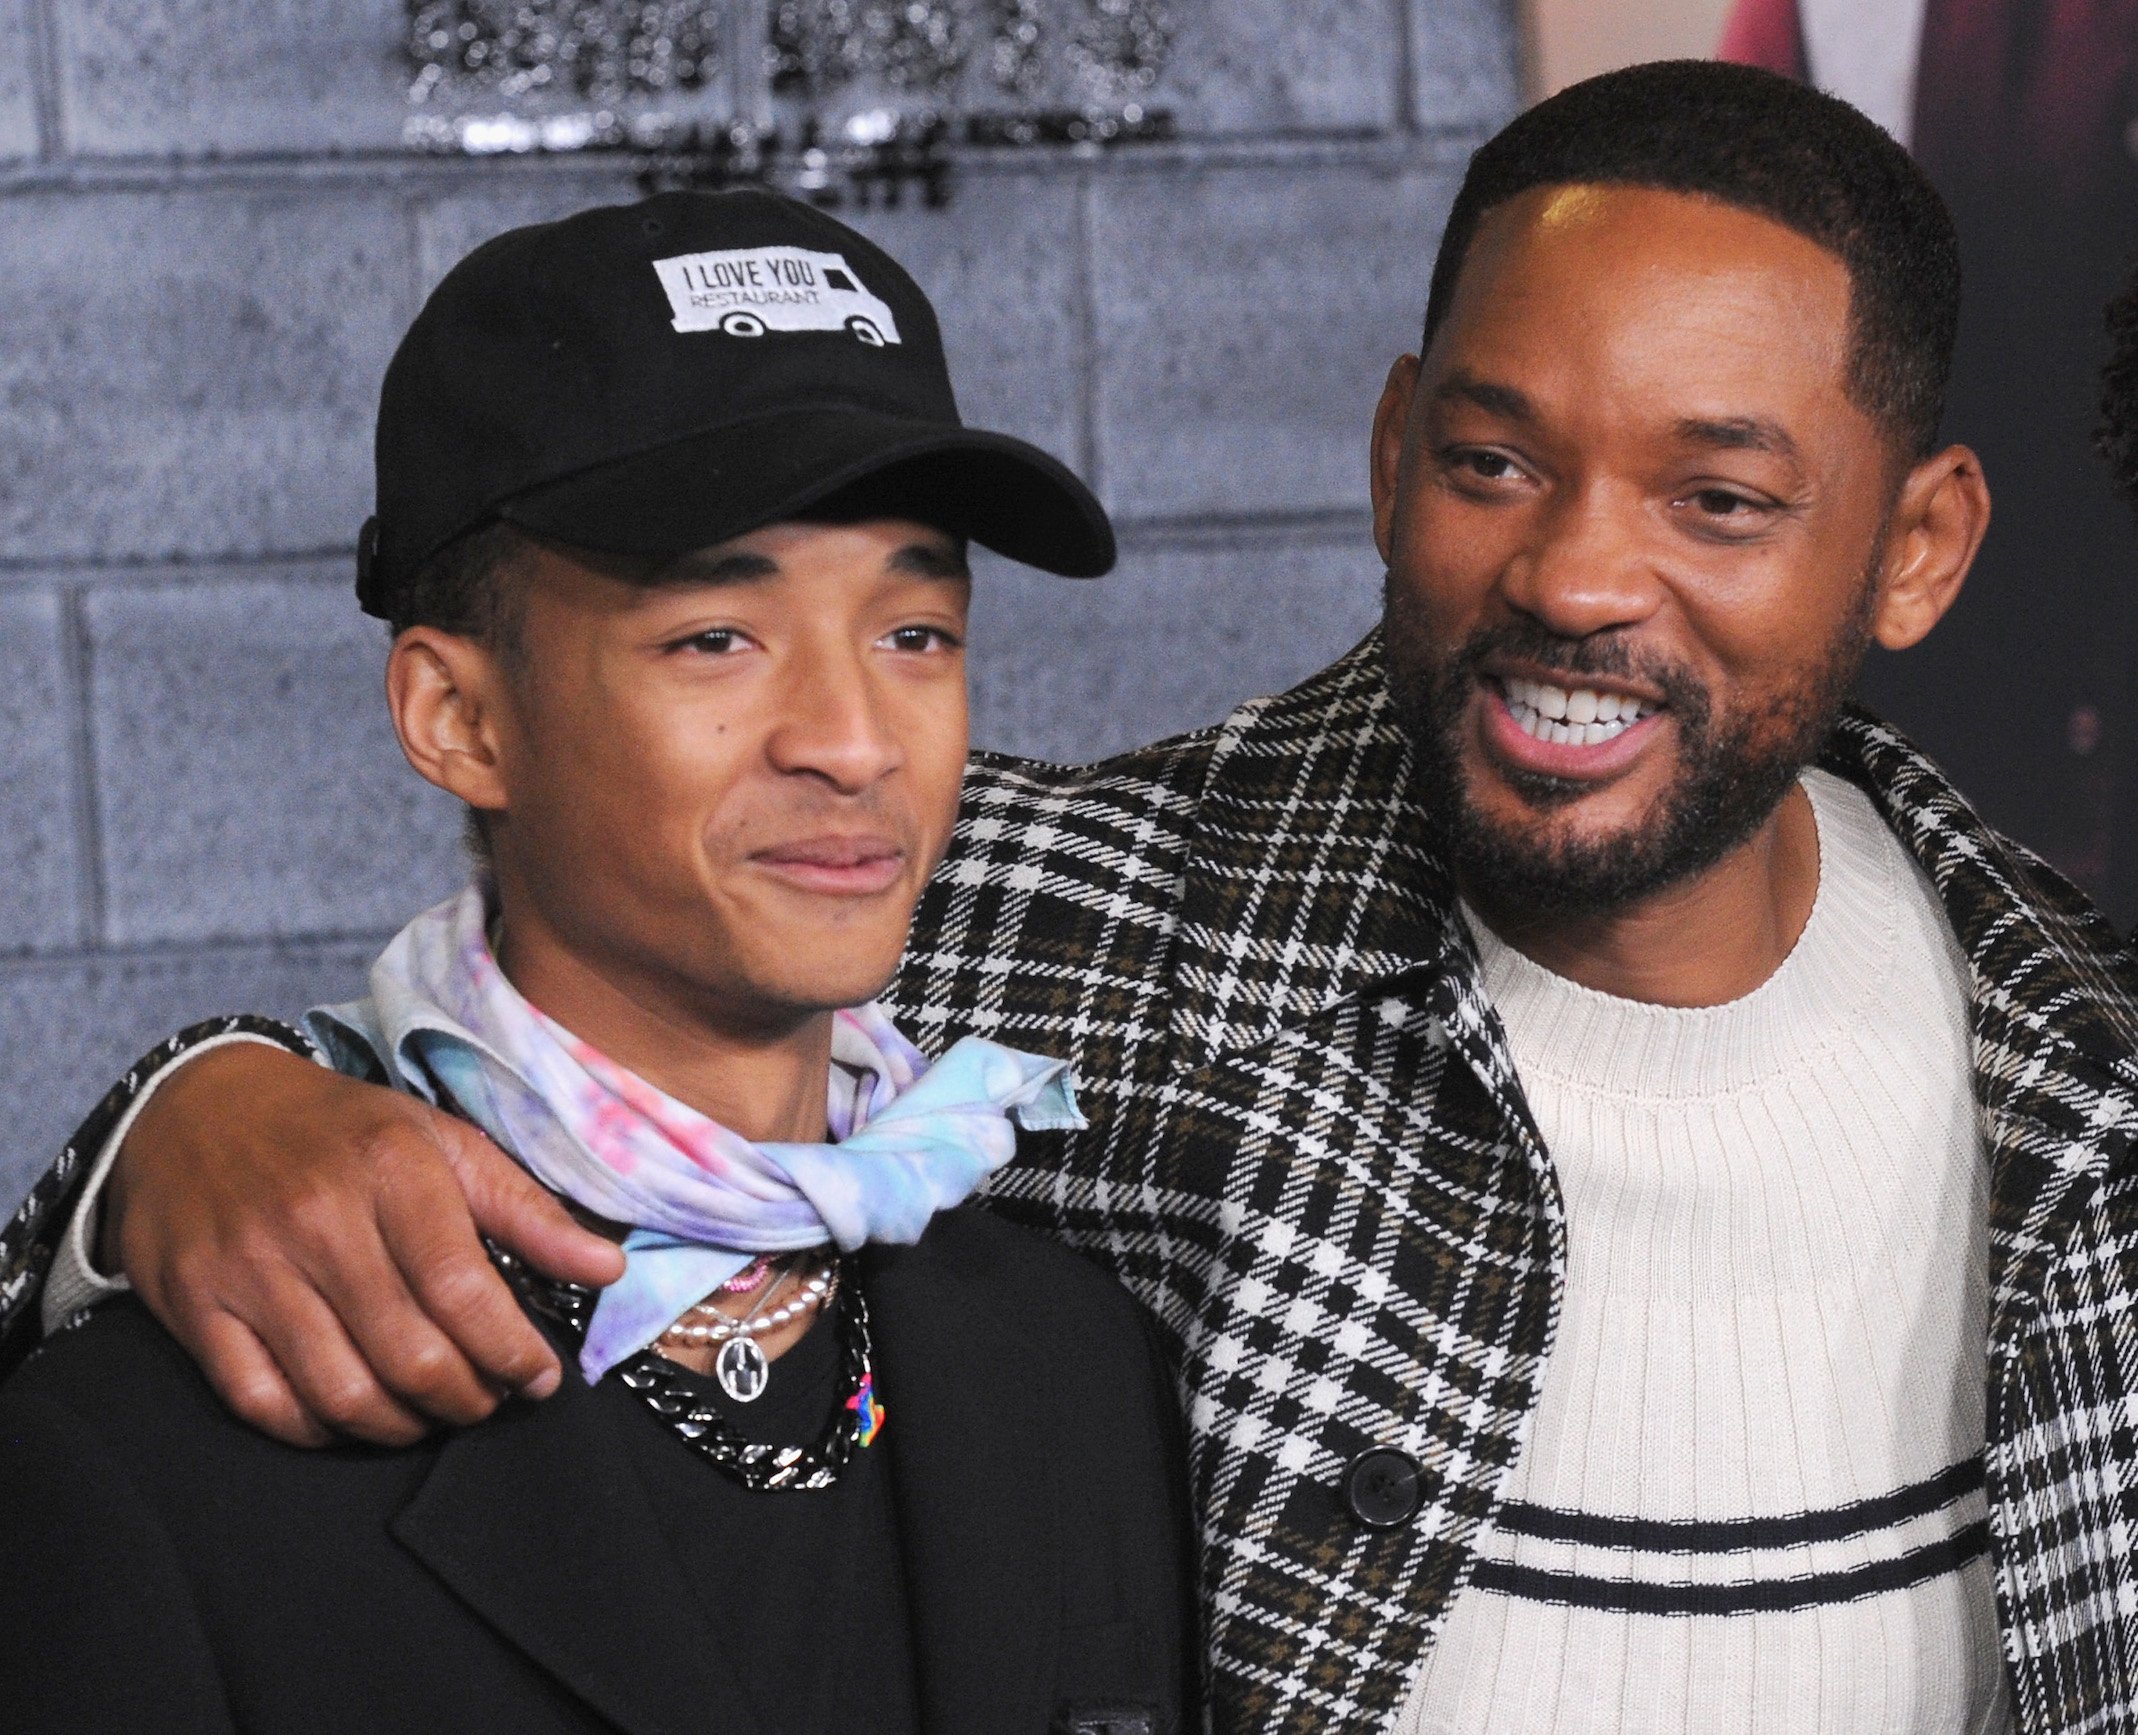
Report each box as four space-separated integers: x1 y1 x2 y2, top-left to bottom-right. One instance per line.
496 407 1115 578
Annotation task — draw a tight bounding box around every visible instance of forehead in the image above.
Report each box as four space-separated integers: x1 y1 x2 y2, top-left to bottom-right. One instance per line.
517 517 967 619
1428 183 1859 429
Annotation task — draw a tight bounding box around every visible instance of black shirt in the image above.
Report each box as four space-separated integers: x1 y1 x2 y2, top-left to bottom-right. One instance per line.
591 1315 920 1735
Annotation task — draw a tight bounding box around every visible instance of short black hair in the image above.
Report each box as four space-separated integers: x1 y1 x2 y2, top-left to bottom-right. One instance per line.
385 518 532 654
2100 261 2138 516
381 520 534 870
1422 60 1962 458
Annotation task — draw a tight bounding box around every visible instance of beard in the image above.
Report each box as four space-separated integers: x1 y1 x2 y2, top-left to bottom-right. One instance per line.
1384 576 1875 919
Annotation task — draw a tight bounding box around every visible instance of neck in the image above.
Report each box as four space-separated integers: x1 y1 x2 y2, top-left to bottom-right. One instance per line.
491 907 833 1144
1461 781 1820 1008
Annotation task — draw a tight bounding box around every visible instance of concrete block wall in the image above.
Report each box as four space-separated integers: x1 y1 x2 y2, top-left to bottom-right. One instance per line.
0 1 1518 1206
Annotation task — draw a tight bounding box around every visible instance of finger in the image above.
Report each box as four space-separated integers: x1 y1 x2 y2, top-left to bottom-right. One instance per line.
266 1152 512 1425
372 1155 564 1407
439 1117 627 1290
237 1275 434 1448
181 1310 335 1449
324 1275 511 1428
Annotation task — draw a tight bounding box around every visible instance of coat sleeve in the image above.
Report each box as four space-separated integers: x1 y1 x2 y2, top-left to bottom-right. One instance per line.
0 1382 236 1734
0 1015 314 1379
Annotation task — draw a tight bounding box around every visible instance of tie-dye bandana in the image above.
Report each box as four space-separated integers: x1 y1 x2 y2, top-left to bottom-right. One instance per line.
307 884 1083 1382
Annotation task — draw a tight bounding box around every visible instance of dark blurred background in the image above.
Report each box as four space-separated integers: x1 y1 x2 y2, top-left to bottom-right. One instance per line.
1716 0 2138 923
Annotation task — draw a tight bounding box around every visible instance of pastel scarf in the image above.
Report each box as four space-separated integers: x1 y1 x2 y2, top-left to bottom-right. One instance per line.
307 884 1083 1381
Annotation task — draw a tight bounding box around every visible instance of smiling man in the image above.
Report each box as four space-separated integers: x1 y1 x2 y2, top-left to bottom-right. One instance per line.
8 60 2138 1735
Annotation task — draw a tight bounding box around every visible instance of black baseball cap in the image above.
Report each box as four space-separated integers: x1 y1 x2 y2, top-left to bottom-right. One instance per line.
356 188 1115 617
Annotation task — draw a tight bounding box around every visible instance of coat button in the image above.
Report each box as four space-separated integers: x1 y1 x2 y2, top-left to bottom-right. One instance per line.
1342 1447 1423 1529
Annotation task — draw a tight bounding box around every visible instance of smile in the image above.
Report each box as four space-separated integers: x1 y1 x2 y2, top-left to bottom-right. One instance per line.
1498 676 1658 748
750 836 907 896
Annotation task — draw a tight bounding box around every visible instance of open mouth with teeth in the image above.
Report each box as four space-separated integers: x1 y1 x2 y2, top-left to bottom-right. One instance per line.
1498 676 1659 747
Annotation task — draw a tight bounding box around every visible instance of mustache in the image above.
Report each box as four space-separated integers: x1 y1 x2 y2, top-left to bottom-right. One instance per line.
1448 621 1711 718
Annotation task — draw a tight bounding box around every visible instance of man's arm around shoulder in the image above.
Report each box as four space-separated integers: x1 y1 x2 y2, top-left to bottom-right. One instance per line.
8 1024 622 1448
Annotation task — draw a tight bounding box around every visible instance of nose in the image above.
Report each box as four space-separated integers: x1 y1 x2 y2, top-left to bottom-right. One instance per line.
763 639 904 795
1496 479 1665 640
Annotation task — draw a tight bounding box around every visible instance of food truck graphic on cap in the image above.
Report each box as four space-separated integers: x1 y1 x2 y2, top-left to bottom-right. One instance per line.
653 246 903 347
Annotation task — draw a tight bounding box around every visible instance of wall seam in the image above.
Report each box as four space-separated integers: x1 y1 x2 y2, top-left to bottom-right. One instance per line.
0 132 1477 198
0 548 358 580
55 582 106 948
1394 0 1422 136
22 0 63 161
0 930 403 974
1070 167 1102 496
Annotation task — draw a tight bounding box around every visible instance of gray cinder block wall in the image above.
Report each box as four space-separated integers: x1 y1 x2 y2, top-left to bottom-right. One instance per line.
0 1 1519 1207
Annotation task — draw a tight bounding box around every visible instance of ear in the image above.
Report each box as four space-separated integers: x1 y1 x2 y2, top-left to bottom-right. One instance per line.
385 628 515 815
1371 353 1423 565
1869 443 1991 652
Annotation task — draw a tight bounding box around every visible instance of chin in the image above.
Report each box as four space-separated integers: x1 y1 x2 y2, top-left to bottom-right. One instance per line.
1469 777 1658 850
749 956 905 1018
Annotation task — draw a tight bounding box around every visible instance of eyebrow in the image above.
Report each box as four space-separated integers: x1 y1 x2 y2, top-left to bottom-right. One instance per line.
886 540 972 581
1431 372 1537 426
654 538 971 588
1432 372 1807 470
662 550 781 585
1673 415 1803 466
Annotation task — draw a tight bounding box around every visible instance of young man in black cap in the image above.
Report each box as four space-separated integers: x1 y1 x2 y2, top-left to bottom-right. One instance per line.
0 190 1191 1735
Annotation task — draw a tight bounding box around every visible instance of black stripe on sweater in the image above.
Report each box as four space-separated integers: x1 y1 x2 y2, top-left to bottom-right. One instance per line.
1469 1521 1991 1617
1490 1455 1984 1554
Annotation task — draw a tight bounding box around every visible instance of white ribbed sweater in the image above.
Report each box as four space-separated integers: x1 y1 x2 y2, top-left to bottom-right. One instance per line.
1399 770 2008 1735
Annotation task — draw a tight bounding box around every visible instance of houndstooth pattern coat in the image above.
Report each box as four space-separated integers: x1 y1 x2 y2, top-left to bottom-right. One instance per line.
7 633 2138 1733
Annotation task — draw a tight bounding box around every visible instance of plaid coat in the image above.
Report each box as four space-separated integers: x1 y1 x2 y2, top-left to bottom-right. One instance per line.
8 633 2138 1732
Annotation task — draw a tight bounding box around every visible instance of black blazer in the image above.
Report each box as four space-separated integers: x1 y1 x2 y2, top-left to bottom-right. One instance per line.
0 1208 1195 1735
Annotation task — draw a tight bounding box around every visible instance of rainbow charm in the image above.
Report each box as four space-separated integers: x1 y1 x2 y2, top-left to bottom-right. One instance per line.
846 1376 885 1448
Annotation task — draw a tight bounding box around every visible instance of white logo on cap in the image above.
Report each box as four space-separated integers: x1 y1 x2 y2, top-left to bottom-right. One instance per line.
652 246 902 346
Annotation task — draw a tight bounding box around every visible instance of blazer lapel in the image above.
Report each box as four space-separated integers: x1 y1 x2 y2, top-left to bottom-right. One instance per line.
393 1372 760 1735
1821 709 2138 1335
863 1239 1062 1735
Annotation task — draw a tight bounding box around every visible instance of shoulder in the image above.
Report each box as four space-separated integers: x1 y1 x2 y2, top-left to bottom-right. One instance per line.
2 1298 434 1513
893 733 1224 1039
962 730 1220 833
6 1295 222 1426
897 640 1395 1019
0 1301 277 1532
904 1204 1151 1330
872 1208 1171 1412
935 732 1222 910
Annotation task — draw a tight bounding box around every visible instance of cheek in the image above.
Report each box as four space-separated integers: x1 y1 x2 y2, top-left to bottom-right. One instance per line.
883 677 968 860
1673 563 1861 689
535 713 750 865
1396 494 1514 630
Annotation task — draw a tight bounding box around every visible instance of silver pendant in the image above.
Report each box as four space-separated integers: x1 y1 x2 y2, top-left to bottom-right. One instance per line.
716 1336 770 1404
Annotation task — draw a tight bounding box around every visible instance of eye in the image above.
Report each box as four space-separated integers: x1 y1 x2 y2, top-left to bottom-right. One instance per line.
1440 445 1534 497
669 626 756 656
881 625 963 653
1675 484 1783 539
1452 448 1523 482
1689 488 1758 517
